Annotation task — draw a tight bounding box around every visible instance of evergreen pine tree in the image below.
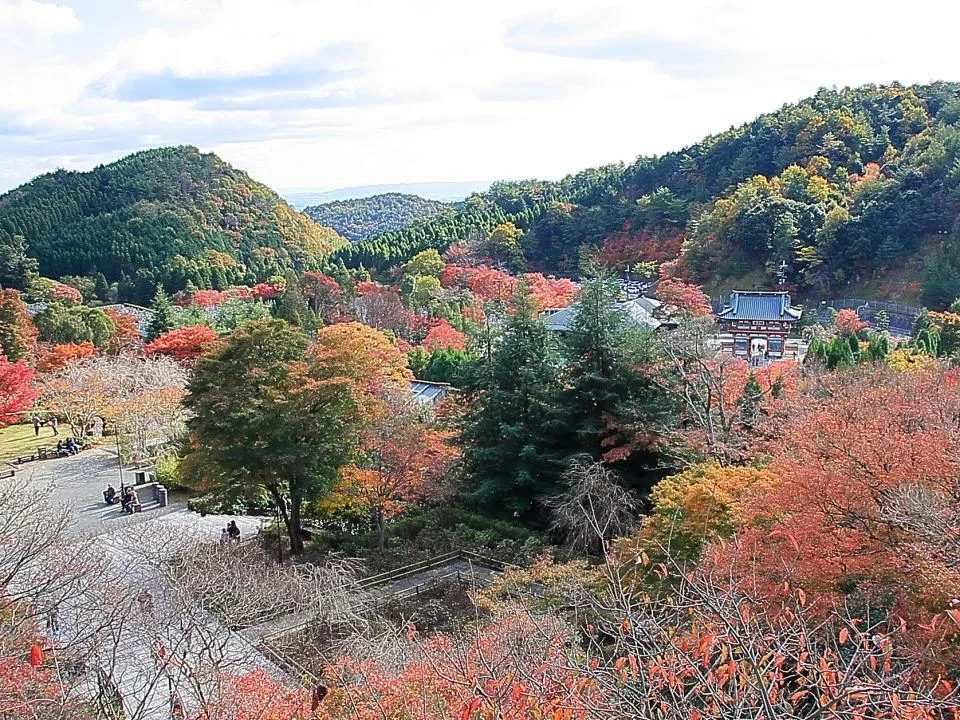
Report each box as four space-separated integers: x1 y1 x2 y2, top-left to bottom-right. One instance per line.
737 371 764 433
551 273 670 472
271 271 318 334
459 289 562 519
147 287 175 341
93 272 110 301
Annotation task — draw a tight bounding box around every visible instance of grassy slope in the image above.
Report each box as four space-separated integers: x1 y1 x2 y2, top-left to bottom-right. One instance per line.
0 423 54 463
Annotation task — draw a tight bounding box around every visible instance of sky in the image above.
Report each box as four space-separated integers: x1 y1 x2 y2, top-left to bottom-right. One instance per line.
3 0 960 196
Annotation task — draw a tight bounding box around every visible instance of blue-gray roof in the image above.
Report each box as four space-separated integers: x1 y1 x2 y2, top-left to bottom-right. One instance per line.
542 297 663 332
717 292 801 322
410 381 448 405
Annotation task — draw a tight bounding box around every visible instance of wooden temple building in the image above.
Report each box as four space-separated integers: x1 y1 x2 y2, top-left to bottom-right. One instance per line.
716 291 802 360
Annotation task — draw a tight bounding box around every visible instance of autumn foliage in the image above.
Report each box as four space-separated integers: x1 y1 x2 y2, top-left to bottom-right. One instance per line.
0 289 39 361
0 354 36 424
421 319 467 351
145 324 220 361
194 670 310 720
597 225 684 269
103 309 142 354
312 322 412 401
441 263 577 311
317 614 587 720
36 341 97 372
834 307 868 335
0 656 94 719
706 365 960 663
654 277 713 318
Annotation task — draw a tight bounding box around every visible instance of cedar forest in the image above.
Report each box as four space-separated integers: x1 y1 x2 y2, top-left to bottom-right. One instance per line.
2 82 960 718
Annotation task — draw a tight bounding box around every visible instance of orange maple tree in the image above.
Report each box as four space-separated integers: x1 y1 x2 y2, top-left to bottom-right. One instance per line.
712 365 960 661
421 319 467 351
312 322 412 400
145 325 220 362
36 342 97 373
333 392 458 548
103 309 142 354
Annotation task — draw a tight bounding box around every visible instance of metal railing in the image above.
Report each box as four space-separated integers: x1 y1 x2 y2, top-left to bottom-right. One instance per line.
820 298 921 317
257 550 514 644
357 549 513 591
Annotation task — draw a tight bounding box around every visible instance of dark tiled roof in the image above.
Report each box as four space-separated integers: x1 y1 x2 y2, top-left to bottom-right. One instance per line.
717 292 802 322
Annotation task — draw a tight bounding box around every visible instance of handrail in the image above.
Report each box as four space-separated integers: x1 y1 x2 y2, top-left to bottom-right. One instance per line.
257 550 515 644
357 551 461 588
234 620 319 686
357 550 515 589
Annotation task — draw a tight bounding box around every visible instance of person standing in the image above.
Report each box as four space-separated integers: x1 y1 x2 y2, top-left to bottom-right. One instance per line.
50 416 58 436
33 416 40 436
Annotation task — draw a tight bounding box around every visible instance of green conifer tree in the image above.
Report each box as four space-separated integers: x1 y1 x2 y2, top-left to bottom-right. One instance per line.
147 287 175 341
459 289 562 519
551 273 670 474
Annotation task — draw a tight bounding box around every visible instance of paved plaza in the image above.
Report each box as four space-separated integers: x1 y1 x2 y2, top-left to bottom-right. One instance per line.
13 448 262 539
12 449 272 719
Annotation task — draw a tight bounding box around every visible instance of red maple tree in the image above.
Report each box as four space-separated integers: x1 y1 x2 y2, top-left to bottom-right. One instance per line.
0 354 36 425
655 277 713 318
103 309 142 354
194 670 310 720
834 307 868 335
711 365 960 662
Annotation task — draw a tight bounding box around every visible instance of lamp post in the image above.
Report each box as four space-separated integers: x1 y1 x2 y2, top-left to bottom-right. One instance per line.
275 500 283 565
113 420 124 491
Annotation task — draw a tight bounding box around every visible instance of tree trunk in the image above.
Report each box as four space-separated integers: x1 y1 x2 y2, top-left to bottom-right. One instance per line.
268 486 297 556
289 496 305 554
374 507 385 551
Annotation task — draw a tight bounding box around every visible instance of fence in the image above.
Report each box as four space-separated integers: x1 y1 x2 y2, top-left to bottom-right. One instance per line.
711 296 921 335
258 550 513 644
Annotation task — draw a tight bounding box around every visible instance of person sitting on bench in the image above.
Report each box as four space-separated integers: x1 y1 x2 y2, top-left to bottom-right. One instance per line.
55 440 69 457
65 437 79 455
121 488 139 514
104 485 117 505
227 520 241 542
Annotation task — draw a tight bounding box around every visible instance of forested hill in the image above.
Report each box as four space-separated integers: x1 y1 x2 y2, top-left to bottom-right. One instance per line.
338 82 960 308
0 146 347 304
302 193 449 242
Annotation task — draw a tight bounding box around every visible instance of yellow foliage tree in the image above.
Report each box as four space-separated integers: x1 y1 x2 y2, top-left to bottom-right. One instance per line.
637 462 778 563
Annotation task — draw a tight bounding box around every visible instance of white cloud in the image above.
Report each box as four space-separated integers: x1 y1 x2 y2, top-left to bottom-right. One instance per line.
0 0 80 36
3 0 960 193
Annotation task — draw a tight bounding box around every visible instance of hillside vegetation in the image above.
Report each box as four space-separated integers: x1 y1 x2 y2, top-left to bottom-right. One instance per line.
339 82 960 307
0 146 347 304
303 193 449 242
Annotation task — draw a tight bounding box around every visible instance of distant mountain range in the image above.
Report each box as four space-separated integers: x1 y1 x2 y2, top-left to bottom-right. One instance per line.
303 193 451 242
334 82 960 309
283 181 491 209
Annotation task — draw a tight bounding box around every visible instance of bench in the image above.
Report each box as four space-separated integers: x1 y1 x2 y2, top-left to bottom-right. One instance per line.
115 481 166 514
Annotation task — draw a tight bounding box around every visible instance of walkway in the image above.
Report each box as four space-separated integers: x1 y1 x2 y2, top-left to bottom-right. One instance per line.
16 450 275 719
